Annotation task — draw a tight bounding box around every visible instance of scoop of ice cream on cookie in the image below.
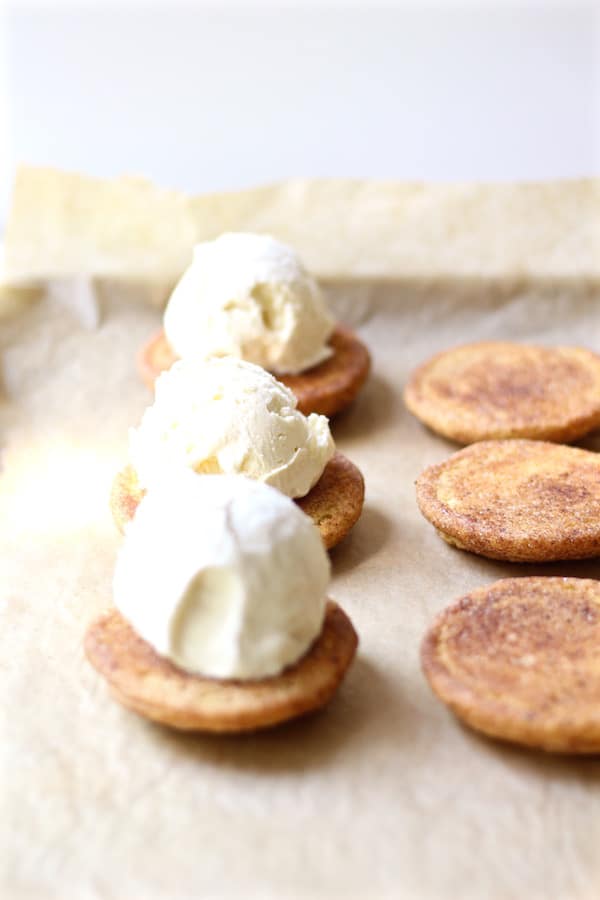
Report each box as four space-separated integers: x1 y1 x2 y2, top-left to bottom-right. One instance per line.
163 232 334 375
113 471 330 679
129 355 335 498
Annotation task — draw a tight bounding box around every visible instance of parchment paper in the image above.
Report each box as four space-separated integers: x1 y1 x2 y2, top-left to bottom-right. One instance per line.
5 167 600 285
3 180 600 900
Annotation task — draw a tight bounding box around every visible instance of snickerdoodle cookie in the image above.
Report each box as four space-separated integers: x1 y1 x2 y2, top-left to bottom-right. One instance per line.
139 324 370 418
405 342 600 444
86 601 357 733
416 440 600 562
422 577 600 753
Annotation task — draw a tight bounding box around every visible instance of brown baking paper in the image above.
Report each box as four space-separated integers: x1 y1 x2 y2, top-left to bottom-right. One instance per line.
3 175 600 900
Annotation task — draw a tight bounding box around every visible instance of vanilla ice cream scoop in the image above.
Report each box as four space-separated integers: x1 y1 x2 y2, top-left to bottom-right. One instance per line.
129 356 335 497
113 472 330 679
163 232 334 375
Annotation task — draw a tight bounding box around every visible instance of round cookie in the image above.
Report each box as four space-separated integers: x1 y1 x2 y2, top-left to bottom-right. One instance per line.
85 601 358 733
404 341 600 444
138 324 371 418
421 577 600 753
416 440 600 562
110 451 365 551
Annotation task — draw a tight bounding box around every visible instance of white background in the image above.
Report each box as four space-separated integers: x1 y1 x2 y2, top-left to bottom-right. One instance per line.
1 0 599 225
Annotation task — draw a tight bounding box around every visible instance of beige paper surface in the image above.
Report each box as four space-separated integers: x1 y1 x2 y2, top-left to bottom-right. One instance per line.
3 280 600 900
3 183 600 899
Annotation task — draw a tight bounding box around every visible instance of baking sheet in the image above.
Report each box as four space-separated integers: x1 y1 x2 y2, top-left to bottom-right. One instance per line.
3 270 600 900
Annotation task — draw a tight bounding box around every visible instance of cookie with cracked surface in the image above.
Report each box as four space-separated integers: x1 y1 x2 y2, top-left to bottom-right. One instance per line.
85 601 358 732
422 577 600 753
404 341 600 444
416 440 600 562
110 451 364 551
138 324 371 418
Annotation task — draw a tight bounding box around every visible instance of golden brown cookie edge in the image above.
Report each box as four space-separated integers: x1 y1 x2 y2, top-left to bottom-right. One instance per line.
404 342 600 445
415 440 600 563
110 452 364 550
137 325 370 418
85 601 358 733
421 578 600 753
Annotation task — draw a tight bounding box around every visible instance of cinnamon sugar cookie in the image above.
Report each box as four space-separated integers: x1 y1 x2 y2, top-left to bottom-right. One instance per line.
138 325 370 418
416 440 600 562
422 577 600 753
85 601 358 732
405 341 600 444
111 451 364 550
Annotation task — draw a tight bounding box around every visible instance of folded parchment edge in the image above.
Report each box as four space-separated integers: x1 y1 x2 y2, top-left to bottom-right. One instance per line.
4 165 599 290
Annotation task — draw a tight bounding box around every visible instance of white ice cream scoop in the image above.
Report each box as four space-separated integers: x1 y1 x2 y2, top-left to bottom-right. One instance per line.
129 355 335 498
113 471 330 680
163 232 334 375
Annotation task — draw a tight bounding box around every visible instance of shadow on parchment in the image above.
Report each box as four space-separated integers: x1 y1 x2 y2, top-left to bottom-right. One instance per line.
0 357 6 404
331 373 398 444
148 654 412 774
422 525 600 591
330 504 394 576
435 542 600 585
576 430 600 453
455 720 600 780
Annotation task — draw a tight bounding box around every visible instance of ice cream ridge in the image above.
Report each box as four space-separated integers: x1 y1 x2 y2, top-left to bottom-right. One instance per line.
86 472 358 731
138 232 371 417
111 355 365 549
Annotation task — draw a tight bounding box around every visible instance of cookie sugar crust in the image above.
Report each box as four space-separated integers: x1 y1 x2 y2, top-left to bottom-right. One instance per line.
416 439 600 562
422 577 600 753
405 341 600 444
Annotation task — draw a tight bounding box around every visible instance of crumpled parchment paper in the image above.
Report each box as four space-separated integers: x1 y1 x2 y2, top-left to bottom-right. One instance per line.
2 173 600 900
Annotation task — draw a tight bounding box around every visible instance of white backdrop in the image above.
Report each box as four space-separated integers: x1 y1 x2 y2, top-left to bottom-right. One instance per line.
2 1 599 225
